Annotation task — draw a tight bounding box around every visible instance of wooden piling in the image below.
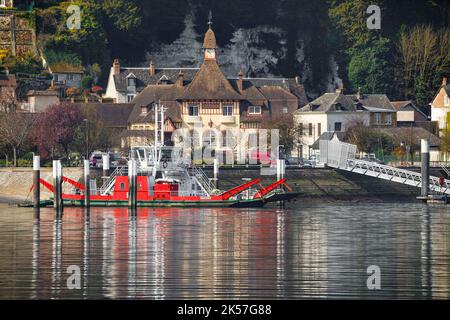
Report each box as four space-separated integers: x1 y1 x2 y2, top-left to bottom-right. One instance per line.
33 155 40 209
84 160 90 208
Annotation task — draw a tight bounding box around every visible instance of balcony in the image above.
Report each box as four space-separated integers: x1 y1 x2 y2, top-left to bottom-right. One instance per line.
185 115 201 124
221 115 235 124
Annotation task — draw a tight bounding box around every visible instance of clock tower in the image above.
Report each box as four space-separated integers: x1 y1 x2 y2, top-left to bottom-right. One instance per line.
203 11 217 61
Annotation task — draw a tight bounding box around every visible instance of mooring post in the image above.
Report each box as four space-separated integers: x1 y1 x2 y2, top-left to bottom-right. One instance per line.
84 159 90 208
102 153 110 179
33 155 40 209
421 139 430 198
213 158 219 189
277 159 281 181
53 160 63 212
128 159 137 209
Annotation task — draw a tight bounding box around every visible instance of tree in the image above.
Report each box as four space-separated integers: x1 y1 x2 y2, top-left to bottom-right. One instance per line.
346 121 394 157
0 100 37 166
32 103 84 160
348 37 395 95
398 25 450 107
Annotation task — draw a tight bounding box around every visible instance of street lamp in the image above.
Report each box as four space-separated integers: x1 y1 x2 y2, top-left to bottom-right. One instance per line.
83 119 89 160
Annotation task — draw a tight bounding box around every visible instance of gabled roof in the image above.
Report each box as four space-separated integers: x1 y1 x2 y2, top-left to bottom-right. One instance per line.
297 93 358 113
180 60 242 100
391 100 413 110
311 131 346 149
128 84 183 123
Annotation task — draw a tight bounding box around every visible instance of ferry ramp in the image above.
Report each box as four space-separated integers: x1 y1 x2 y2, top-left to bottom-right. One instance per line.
319 140 450 195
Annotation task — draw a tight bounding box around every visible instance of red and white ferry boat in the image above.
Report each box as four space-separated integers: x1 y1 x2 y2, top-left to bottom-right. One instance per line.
38 105 299 208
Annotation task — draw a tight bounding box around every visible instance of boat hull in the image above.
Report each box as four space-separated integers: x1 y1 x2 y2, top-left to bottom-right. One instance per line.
62 198 266 208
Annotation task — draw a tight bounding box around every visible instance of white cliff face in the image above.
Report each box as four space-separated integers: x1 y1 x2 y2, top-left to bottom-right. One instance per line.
144 11 341 92
220 25 287 77
145 14 203 68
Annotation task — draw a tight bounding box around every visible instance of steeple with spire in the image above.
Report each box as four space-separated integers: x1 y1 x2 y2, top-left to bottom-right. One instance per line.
203 10 217 61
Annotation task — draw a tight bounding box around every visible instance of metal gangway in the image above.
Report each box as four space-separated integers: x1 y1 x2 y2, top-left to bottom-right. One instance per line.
319 140 450 195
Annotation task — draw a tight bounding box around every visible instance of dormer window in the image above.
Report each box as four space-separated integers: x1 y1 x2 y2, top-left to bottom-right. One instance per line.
141 106 148 115
127 77 136 87
248 106 261 115
159 75 169 84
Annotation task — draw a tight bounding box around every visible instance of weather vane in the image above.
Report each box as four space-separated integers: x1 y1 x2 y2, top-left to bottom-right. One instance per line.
208 10 213 27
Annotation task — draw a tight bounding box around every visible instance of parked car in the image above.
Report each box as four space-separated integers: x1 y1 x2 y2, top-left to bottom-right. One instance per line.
89 151 104 168
285 157 301 165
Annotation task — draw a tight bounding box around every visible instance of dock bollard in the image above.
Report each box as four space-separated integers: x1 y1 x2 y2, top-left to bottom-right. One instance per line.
102 153 110 179
33 155 40 209
84 160 90 208
128 159 137 209
421 139 430 198
53 160 63 212
213 158 219 189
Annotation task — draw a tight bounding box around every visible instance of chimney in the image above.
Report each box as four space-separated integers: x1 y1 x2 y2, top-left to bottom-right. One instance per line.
295 76 301 85
356 87 362 100
237 68 244 92
4 67 9 76
150 61 155 77
443 77 448 86
335 87 345 94
176 70 184 87
113 59 120 76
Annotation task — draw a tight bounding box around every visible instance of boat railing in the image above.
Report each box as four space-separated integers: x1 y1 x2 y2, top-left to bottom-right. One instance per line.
98 166 128 195
188 166 215 196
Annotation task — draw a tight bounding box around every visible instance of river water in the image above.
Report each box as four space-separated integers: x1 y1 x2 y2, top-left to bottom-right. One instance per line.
0 202 448 299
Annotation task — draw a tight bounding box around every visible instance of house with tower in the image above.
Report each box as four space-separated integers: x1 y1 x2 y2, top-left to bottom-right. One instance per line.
103 17 308 153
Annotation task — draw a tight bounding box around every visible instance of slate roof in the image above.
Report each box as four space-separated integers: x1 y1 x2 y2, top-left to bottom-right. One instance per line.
73 103 134 128
347 94 395 112
297 93 358 113
114 67 199 94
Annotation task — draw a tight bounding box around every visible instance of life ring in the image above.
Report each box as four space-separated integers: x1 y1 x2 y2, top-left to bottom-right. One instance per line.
162 160 168 169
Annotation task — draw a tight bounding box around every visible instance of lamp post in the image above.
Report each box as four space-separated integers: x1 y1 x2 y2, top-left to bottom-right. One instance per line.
83 119 89 160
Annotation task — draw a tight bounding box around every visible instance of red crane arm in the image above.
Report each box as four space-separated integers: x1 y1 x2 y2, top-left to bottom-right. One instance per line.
253 178 287 199
211 178 261 200
39 178 54 193
62 176 85 190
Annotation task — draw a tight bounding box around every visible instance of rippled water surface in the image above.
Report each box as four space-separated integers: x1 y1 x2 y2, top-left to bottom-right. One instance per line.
0 203 449 299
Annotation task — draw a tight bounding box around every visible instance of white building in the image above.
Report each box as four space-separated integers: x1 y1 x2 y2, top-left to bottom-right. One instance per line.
294 90 370 158
104 59 199 103
431 77 450 134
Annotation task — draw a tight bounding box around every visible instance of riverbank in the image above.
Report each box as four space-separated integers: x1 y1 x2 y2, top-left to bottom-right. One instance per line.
0 166 432 204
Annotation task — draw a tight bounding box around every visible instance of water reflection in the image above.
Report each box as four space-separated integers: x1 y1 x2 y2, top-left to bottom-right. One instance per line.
0 203 449 299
